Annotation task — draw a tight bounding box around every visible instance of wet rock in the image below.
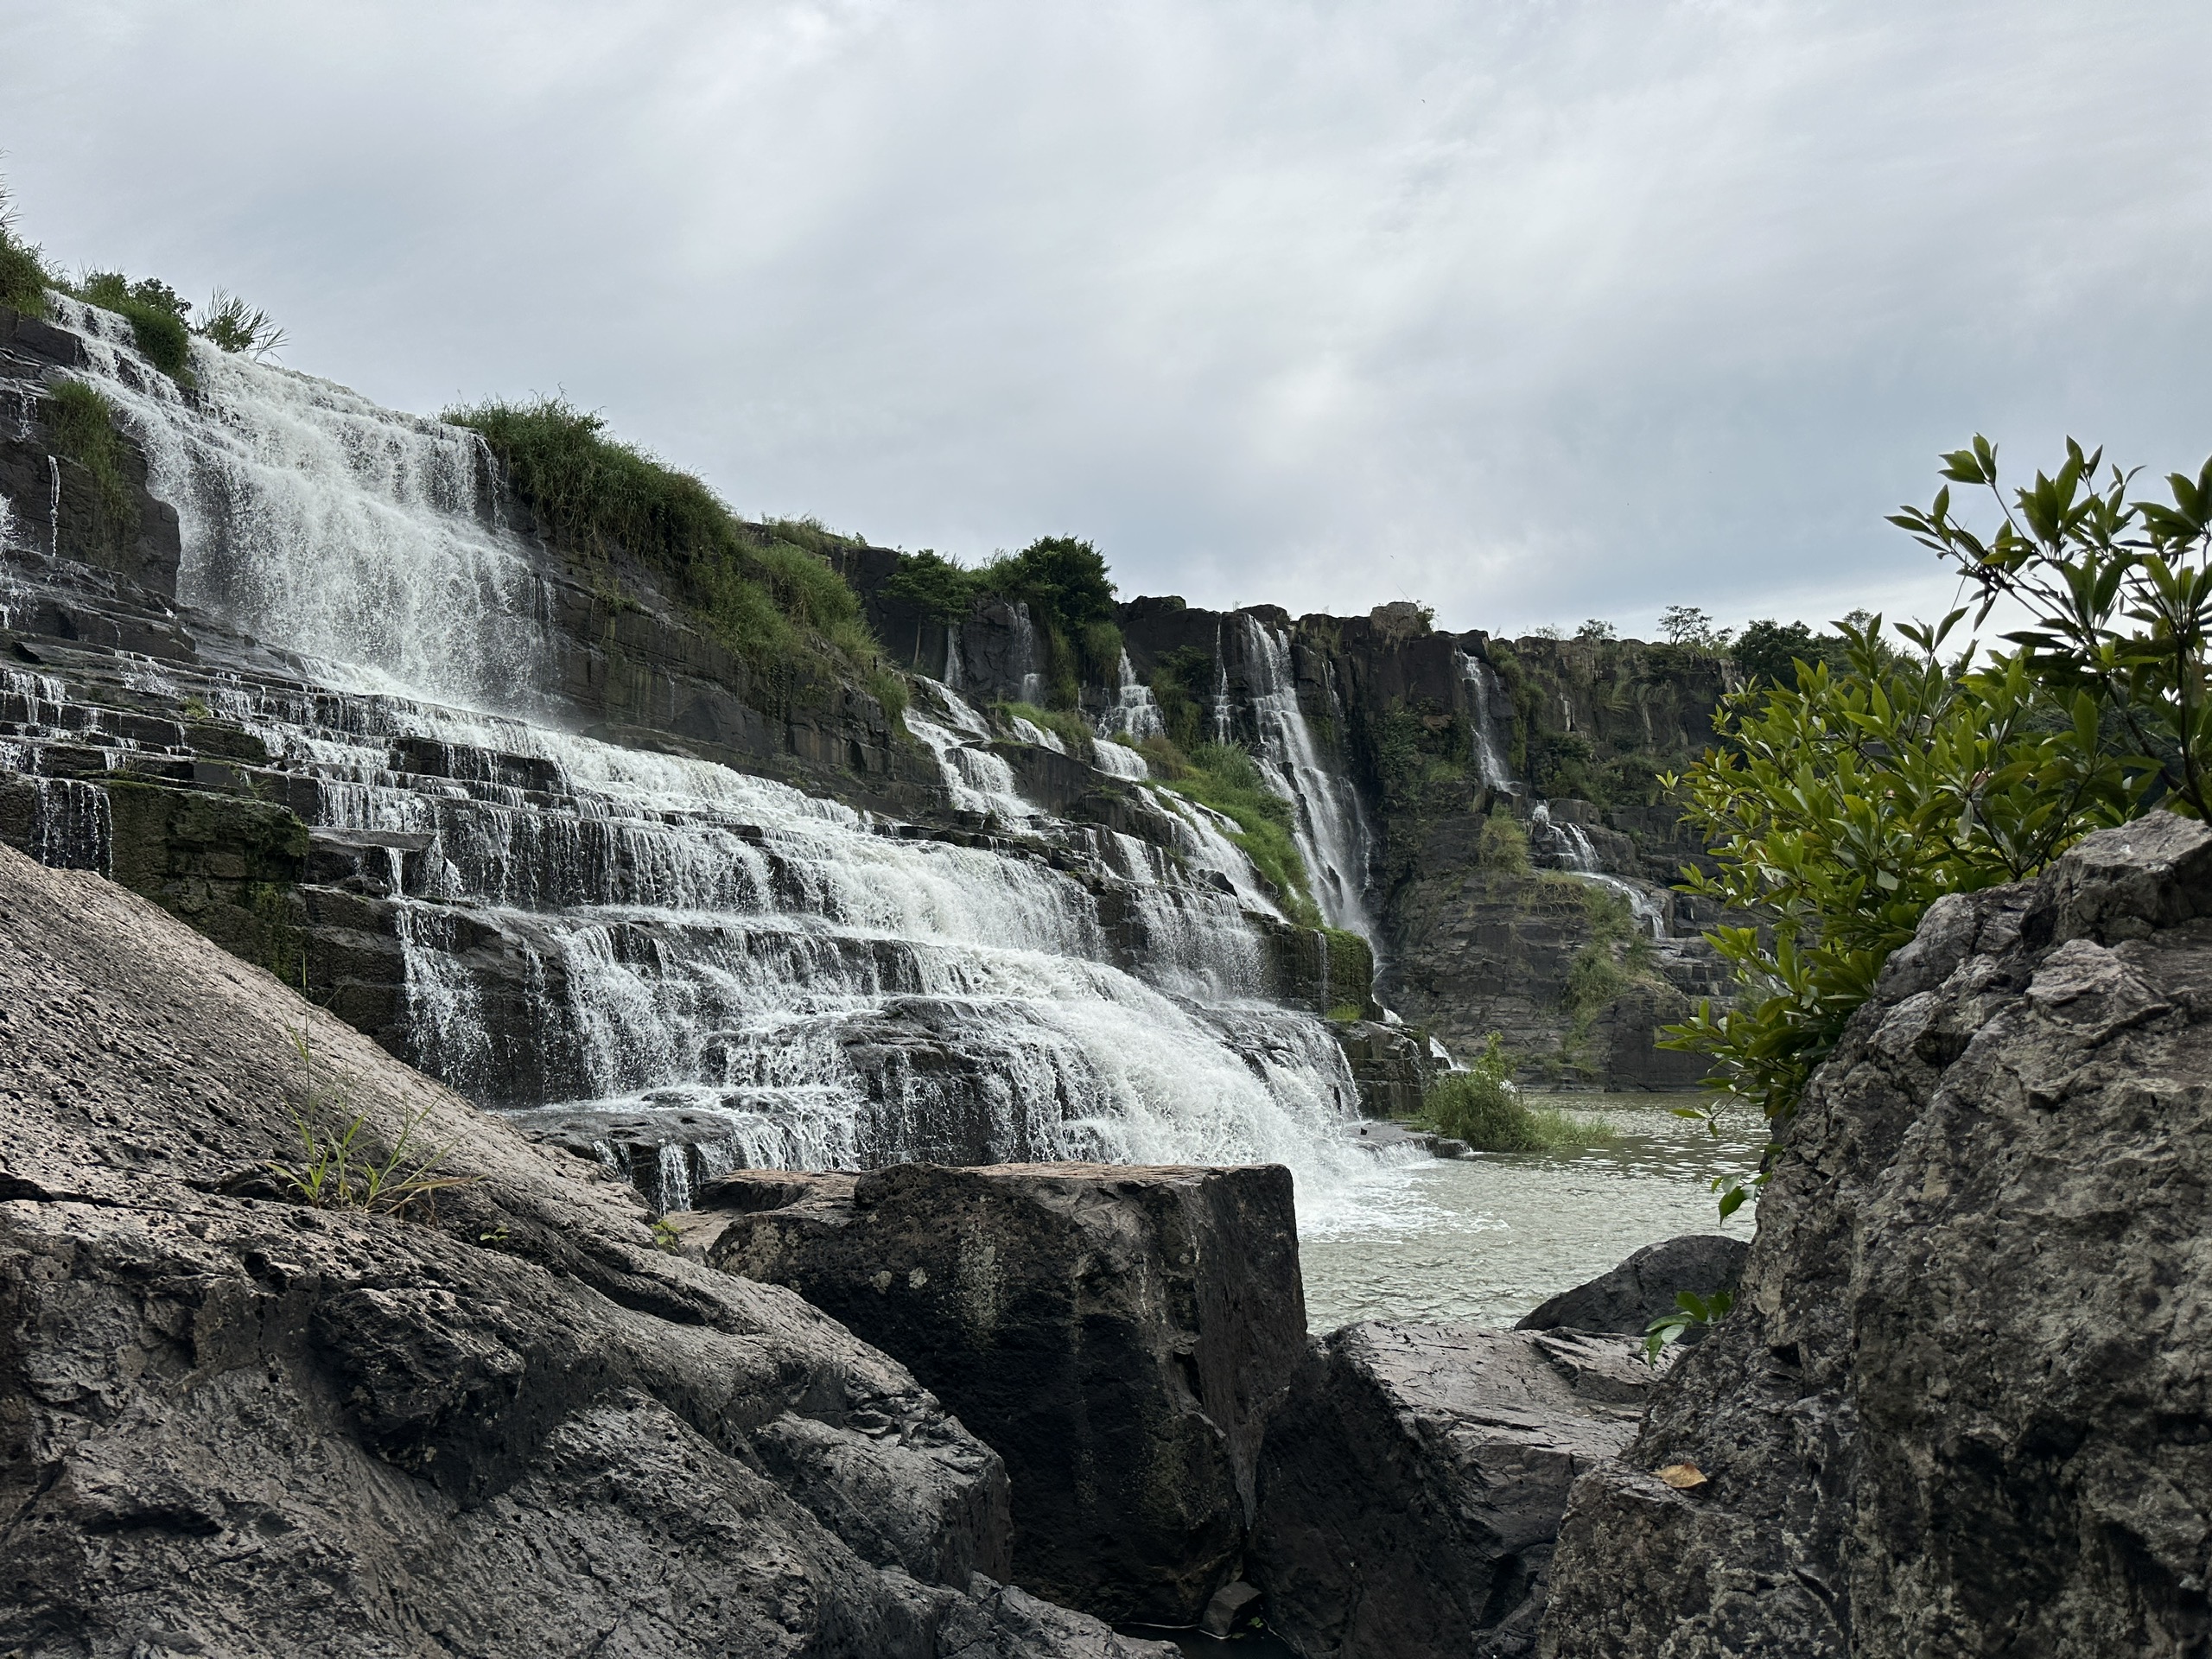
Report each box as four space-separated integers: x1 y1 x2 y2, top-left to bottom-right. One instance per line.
1332 1017 1433 1116
1248 1323 1656 1659
1515 1233 1748 1342
697 1161 1309 1627
1537 813 2212 1657
0 844 1159 1657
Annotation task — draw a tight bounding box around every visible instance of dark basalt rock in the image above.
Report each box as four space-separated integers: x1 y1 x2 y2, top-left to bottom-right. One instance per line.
1537 811 2212 1658
693 1161 1309 1628
1247 1323 1657 1659
1515 1232 1748 1343
0 843 1171 1658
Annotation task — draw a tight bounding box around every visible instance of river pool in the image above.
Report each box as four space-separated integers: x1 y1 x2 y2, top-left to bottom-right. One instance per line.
1297 1094 1764 1332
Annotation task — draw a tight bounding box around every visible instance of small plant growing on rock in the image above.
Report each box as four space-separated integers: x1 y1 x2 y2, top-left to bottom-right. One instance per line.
196 288 288 359
264 1022 474 1216
1642 1287 1735 1367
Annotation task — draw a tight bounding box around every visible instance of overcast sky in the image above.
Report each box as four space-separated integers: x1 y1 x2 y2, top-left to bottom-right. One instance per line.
4 1 2209 638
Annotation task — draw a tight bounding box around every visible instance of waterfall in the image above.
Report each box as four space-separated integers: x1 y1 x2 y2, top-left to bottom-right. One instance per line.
1459 652 1519 795
1009 602 1046 705
1529 799 1599 872
1096 649 1164 742
6 299 1396 1206
1528 801 1666 939
1239 616 1375 938
46 297 549 713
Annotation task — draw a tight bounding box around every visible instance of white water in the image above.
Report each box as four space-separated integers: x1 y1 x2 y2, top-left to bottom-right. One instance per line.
47 298 549 713
1239 615 1376 938
1096 648 1165 742
18 301 1394 1206
1459 652 1519 795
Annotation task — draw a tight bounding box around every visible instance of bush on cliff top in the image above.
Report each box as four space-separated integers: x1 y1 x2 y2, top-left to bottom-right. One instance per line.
448 397 904 715
880 537 1121 708
0 181 52 317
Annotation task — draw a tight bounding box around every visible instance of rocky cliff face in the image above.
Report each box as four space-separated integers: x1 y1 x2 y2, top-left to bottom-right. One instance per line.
0 842 1173 1658
849 563 1740 1088
1537 812 2212 1657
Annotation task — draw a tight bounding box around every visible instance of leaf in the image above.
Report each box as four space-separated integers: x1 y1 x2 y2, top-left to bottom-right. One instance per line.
1655 1463 1709 1491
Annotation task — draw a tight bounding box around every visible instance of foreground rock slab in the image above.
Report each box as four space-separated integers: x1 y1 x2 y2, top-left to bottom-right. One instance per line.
0 847 1170 1659
1248 1322 1656 1659
692 1160 1307 1626
1539 812 2212 1657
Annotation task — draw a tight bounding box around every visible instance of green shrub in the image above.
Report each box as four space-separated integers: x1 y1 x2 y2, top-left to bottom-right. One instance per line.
1138 732 1193 778
1326 1001 1364 1023
881 550 982 624
73 270 195 384
42 379 138 534
998 700 1093 756
0 176 52 316
1423 1035 1538 1149
1477 808 1530 873
1422 1035 1616 1151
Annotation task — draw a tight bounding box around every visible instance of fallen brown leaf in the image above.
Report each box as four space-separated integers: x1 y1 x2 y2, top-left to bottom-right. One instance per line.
1655 1462 1708 1490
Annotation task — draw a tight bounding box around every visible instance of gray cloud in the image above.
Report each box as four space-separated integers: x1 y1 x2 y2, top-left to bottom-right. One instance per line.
5 0 2209 637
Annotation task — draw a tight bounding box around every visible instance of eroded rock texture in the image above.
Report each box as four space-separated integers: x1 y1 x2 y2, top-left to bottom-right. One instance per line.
693 1161 1308 1627
1248 1323 1656 1659
0 845 1171 1659
1539 813 2212 1657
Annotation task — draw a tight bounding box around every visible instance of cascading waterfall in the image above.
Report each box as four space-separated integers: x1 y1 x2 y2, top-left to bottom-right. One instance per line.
46 297 550 712
10 302 1395 1208
1459 652 1519 795
1528 801 1667 939
1096 649 1164 742
1239 616 1376 938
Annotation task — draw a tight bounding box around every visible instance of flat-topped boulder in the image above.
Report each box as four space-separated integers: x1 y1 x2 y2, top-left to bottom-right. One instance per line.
693 1160 1308 1627
1249 1322 1657 1659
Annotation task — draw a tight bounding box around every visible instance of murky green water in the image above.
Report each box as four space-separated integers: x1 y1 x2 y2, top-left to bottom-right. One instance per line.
1297 1096 1764 1333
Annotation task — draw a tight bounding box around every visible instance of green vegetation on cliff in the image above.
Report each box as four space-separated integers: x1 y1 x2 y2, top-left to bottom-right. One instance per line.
448 398 906 718
880 537 1121 709
1147 738 1319 925
72 272 195 384
42 380 138 534
0 181 50 316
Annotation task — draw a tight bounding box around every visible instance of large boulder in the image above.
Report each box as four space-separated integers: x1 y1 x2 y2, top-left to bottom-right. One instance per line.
1538 811 2212 1657
690 1160 1308 1626
1515 1233 1748 1342
1247 1323 1657 1659
0 845 1171 1659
